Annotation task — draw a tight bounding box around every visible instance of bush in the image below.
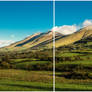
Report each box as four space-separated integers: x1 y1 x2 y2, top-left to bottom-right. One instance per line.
61 71 89 79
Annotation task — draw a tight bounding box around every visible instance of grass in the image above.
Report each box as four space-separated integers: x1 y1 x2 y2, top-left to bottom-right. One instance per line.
0 69 53 91
0 56 53 91
86 42 92 45
10 58 38 63
55 83 92 91
0 79 53 91
56 60 92 66
57 52 82 57
55 72 92 91
15 60 49 65
9 58 52 71
14 60 51 70
55 48 92 91
0 69 53 82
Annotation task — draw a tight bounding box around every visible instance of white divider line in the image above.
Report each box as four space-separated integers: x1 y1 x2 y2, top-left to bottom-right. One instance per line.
53 0 55 92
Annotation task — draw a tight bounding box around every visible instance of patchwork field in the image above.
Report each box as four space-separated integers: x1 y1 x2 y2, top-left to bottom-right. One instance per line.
0 69 53 91
0 50 53 91
55 46 92 91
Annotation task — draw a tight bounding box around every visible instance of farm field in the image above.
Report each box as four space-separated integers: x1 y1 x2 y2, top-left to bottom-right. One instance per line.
55 77 92 91
0 49 53 91
55 46 92 91
0 69 53 91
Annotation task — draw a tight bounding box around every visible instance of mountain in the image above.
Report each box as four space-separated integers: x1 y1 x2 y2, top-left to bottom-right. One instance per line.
5 31 53 50
2 25 92 51
55 25 92 48
7 32 44 48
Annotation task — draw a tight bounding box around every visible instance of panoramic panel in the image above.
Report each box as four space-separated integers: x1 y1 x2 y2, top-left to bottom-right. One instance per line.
0 1 53 91
55 1 92 91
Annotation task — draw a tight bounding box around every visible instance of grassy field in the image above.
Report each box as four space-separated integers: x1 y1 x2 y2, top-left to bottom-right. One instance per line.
55 48 92 91
0 49 53 91
56 82 92 91
55 72 92 91
0 69 53 91
9 58 53 71
56 60 92 66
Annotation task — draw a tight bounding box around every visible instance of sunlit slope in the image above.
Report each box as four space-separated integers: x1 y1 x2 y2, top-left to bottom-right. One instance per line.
55 26 92 48
4 26 92 50
22 31 53 49
6 33 43 48
6 31 53 50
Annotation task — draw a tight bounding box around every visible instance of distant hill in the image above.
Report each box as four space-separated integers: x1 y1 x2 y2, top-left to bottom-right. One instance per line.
55 26 92 48
5 31 53 50
2 25 92 51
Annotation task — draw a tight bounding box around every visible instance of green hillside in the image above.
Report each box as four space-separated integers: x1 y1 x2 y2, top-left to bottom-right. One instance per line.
55 26 92 91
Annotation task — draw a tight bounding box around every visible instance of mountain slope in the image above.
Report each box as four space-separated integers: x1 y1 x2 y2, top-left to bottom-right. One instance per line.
7 33 44 48
5 31 53 50
3 26 92 51
55 26 92 48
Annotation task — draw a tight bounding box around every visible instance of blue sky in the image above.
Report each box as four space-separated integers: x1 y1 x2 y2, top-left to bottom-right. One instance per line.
1 1 92 47
0 1 53 43
55 1 92 26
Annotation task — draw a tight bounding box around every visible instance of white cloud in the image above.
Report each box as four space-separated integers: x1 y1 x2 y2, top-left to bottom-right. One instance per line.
52 25 77 35
83 20 92 27
51 19 92 35
0 40 14 47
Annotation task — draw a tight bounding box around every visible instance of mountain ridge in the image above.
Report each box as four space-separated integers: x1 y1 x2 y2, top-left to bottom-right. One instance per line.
55 25 92 48
2 25 92 51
